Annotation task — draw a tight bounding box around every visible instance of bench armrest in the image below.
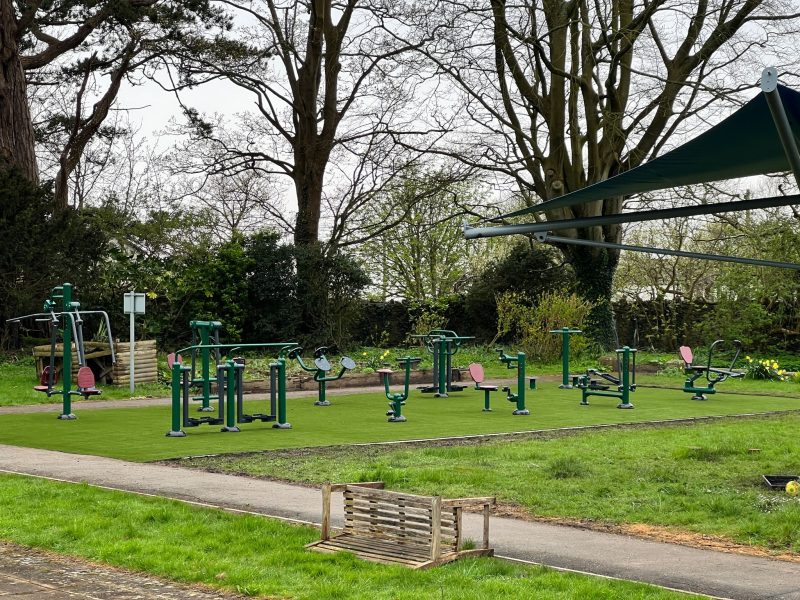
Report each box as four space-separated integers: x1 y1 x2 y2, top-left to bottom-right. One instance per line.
328 481 385 492
442 497 496 508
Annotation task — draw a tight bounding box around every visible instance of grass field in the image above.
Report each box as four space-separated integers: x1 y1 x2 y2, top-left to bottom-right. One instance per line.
1 381 799 461
182 413 800 555
0 474 693 599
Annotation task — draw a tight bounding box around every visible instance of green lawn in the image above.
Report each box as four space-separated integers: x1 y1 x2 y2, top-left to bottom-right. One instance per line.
0 474 693 599
1 381 799 461
182 413 800 555
0 361 167 406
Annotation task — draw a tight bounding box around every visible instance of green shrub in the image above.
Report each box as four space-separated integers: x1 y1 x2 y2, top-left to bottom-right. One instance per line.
495 290 595 362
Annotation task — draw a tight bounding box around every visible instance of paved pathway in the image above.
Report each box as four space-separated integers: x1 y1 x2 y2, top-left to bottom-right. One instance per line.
0 540 240 599
0 445 798 599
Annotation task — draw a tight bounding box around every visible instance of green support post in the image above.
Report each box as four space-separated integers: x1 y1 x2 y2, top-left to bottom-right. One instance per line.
190 320 221 412
549 327 582 389
58 283 76 420
221 359 241 432
619 347 634 409
166 361 187 437
274 354 291 429
498 349 530 416
435 338 448 398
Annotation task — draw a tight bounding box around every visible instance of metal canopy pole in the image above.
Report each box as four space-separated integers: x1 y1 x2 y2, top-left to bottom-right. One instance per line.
464 193 800 240
537 233 800 271
761 67 800 187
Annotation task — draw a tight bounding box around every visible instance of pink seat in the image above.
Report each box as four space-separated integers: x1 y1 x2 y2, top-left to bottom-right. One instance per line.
377 368 393 375
76 366 101 396
34 366 57 392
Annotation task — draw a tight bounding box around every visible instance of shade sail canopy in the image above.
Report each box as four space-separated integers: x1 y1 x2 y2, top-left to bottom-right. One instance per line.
497 84 800 220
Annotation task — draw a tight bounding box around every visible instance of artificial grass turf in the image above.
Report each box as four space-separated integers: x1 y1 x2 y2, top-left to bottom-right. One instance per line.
183 413 800 555
0 474 694 600
0 382 799 461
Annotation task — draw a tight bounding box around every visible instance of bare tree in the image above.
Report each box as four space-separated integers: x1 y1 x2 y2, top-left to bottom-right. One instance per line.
420 0 800 343
165 0 456 250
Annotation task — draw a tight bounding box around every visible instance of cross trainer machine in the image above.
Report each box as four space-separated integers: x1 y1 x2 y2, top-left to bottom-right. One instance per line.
189 320 222 412
574 346 637 409
378 356 422 422
166 342 295 437
288 346 356 406
679 340 743 400
410 330 474 397
8 282 115 420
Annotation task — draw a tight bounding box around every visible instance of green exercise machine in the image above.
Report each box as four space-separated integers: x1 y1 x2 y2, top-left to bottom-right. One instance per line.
679 340 743 400
166 342 295 437
8 282 115 420
411 329 474 398
288 346 356 406
574 346 637 409
189 320 223 412
378 356 422 422
550 327 582 389
497 348 531 415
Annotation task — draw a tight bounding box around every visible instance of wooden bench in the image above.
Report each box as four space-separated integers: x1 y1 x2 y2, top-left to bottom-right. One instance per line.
306 482 495 569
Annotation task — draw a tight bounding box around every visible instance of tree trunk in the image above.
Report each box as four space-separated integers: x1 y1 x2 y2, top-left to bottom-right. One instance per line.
562 245 619 350
293 148 327 247
0 0 38 182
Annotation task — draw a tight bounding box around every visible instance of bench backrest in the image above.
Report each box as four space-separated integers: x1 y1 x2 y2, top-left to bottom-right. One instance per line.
468 363 485 385
343 485 459 554
679 346 693 367
76 366 96 389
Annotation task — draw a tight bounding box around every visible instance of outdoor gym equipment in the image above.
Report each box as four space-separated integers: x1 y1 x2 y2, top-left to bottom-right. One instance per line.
574 346 637 409
166 342 295 437
468 363 498 411
8 282 115 420
679 340 743 400
411 330 474 397
550 327 582 389
289 346 356 406
378 356 422 422
496 349 531 415
189 320 222 412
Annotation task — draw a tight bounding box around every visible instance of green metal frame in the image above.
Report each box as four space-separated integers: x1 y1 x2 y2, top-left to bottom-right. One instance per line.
290 347 355 406
189 320 222 412
497 349 530 415
410 330 474 397
550 327 582 389
166 342 295 437
8 283 115 421
682 339 744 400
381 356 421 422
575 347 637 409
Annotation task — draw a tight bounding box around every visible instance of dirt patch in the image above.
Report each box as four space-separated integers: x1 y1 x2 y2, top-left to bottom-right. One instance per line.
499 510 800 565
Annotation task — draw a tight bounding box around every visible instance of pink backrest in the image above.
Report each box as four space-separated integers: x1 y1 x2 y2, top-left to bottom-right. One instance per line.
40 366 58 386
167 352 182 368
468 363 485 384
679 346 693 366
76 366 96 389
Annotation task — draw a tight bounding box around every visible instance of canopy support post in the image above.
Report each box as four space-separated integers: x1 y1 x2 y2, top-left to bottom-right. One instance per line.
761 67 800 187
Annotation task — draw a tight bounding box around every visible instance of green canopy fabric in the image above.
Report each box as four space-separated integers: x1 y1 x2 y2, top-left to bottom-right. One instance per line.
497 84 800 220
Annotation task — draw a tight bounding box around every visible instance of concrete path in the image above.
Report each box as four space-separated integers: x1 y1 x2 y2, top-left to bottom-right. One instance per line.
0 445 798 599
